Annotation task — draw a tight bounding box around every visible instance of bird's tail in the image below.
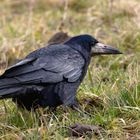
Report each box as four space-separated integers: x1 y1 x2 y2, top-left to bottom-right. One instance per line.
0 77 23 99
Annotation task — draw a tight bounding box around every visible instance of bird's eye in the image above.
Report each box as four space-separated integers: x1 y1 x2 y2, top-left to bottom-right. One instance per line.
91 42 95 46
91 40 98 46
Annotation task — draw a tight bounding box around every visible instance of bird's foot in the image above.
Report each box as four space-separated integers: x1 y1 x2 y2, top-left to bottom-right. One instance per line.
70 103 82 112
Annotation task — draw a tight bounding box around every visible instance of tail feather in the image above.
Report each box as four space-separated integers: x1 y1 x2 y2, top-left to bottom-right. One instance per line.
0 87 24 98
0 77 19 88
0 77 43 99
0 77 23 98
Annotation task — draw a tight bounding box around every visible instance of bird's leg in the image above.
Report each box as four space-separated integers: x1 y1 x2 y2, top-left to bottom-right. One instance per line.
69 98 83 113
69 99 94 116
70 99 81 111
61 97 82 112
48 107 57 112
61 103 81 113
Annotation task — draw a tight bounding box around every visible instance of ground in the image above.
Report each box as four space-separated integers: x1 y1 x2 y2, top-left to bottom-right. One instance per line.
0 0 140 139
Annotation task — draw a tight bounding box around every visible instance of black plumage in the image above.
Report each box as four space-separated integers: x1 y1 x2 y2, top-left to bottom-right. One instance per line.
0 34 121 110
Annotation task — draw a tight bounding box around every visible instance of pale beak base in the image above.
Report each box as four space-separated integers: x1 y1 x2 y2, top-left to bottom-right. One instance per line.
91 43 122 56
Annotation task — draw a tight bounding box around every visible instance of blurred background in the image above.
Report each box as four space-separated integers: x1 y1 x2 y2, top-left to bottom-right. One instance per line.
0 0 140 139
0 0 140 70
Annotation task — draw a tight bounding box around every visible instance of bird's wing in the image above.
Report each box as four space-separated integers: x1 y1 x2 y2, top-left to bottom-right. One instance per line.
4 57 36 74
1 45 85 85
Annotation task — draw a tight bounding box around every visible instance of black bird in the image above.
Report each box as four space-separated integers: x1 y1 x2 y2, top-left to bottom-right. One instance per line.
0 34 122 110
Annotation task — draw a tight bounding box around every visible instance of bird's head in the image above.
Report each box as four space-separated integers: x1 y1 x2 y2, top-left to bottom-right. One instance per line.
65 34 122 56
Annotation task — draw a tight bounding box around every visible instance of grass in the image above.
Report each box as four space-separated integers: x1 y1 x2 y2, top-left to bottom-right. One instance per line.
0 0 140 139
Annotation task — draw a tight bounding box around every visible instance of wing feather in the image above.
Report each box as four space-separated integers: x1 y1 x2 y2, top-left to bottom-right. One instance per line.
0 44 85 84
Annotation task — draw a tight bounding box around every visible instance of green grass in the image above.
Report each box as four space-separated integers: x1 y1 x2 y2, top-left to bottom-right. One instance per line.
0 0 140 139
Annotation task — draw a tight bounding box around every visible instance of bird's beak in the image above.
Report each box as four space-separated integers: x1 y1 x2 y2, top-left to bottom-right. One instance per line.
91 43 122 56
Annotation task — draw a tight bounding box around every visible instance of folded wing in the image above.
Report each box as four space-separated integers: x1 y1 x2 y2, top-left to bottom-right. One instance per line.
0 45 85 97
